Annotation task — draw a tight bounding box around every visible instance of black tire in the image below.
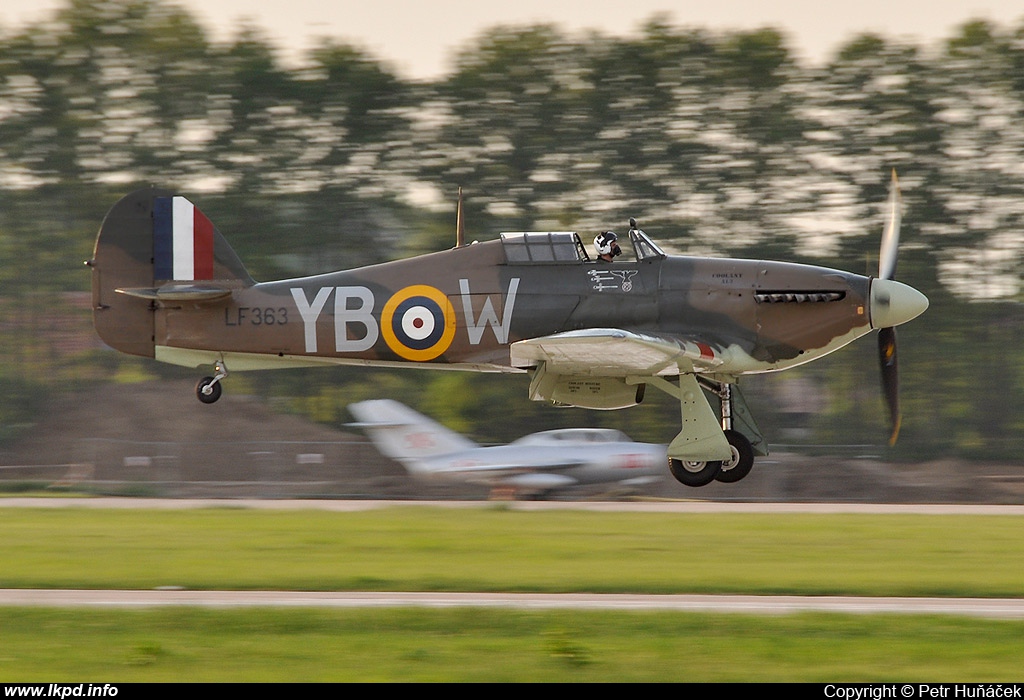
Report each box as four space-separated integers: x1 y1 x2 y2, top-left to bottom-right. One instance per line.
668 457 721 487
714 430 755 483
196 376 222 404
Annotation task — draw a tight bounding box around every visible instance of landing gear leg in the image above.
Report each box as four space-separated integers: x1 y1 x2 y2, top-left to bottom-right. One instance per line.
697 379 756 483
636 373 763 488
638 373 729 488
196 360 227 404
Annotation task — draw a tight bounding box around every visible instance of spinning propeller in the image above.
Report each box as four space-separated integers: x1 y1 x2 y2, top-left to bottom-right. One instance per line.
870 171 927 446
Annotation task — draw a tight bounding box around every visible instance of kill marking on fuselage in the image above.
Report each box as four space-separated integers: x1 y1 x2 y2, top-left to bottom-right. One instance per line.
588 268 638 292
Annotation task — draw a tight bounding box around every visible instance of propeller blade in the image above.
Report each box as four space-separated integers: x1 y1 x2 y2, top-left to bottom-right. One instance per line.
878 170 902 281
877 326 901 445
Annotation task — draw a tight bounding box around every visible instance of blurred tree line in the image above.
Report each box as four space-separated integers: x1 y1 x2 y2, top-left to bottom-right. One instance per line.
0 0 1021 460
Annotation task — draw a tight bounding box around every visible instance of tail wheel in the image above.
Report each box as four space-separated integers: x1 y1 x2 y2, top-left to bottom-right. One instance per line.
714 430 755 483
668 457 721 487
196 376 222 404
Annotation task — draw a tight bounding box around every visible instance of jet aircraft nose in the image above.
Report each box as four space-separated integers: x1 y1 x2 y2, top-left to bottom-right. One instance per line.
869 278 929 329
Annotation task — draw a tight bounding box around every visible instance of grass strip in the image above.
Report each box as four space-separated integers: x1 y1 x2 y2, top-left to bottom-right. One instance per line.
0 505 1022 596
2 607 1024 682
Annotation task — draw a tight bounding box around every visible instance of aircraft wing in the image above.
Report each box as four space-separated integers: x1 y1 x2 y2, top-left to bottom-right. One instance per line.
426 460 586 476
424 461 587 492
510 328 723 377
511 329 734 462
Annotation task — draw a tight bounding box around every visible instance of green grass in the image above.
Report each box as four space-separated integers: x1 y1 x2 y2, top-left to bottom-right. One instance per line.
2 607 1023 682
1 503 1023 681
2 506 1023 596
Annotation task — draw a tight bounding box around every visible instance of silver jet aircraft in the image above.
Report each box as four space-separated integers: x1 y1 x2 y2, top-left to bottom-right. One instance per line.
348 399 665 499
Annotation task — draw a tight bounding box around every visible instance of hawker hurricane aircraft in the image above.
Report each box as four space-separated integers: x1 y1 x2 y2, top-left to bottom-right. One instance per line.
88 173 927 487
347 399 665 499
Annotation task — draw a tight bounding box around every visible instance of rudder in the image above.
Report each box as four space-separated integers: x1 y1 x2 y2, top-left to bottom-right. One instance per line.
90 187 254 358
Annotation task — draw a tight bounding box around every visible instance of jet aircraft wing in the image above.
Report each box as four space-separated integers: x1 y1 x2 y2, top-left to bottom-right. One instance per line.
424 460 610 493
425 460 587 475
510 328 723 377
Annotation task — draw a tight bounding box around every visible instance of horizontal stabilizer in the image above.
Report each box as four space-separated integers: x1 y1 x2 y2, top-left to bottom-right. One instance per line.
115 285 234 302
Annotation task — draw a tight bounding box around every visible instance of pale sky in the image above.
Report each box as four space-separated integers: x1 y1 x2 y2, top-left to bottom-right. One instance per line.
2 1 1023 80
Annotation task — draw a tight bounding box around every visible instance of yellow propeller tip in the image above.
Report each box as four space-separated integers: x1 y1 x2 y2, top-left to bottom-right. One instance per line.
888 416 902 447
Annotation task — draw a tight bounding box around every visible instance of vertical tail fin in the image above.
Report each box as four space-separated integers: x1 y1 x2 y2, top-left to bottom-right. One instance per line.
347 400 478 470
89 187 254 358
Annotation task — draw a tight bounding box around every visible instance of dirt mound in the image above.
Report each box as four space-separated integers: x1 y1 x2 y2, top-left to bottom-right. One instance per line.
0 380 485 499
2 380 1022 503
4 379 359 460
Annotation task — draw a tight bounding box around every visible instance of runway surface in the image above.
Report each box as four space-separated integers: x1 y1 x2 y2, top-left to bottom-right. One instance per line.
2 589 1024 618
3 497 1022 619
4 497 1024 514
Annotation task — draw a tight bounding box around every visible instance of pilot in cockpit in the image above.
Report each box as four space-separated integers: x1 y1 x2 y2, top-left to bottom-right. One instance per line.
594 231 621 262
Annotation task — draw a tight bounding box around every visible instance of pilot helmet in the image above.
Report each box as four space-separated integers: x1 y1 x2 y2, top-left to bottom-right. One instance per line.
595 231 619 256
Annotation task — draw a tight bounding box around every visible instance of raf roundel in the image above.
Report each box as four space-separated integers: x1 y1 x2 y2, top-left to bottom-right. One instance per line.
381 285 457 361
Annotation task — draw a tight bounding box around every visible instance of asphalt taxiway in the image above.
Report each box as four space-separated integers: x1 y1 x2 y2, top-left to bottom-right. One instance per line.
1 589 1024 619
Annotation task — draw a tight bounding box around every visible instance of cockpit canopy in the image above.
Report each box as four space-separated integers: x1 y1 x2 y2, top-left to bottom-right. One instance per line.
511 428 634 445
500 232 586 262
500 227 666 264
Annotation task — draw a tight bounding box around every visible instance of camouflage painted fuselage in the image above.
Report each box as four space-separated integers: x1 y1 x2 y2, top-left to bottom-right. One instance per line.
91 187 877 379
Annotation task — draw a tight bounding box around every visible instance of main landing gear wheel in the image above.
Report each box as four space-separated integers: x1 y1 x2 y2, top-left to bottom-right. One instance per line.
714 429 755 483
196 376 222 404
668 456 722 487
